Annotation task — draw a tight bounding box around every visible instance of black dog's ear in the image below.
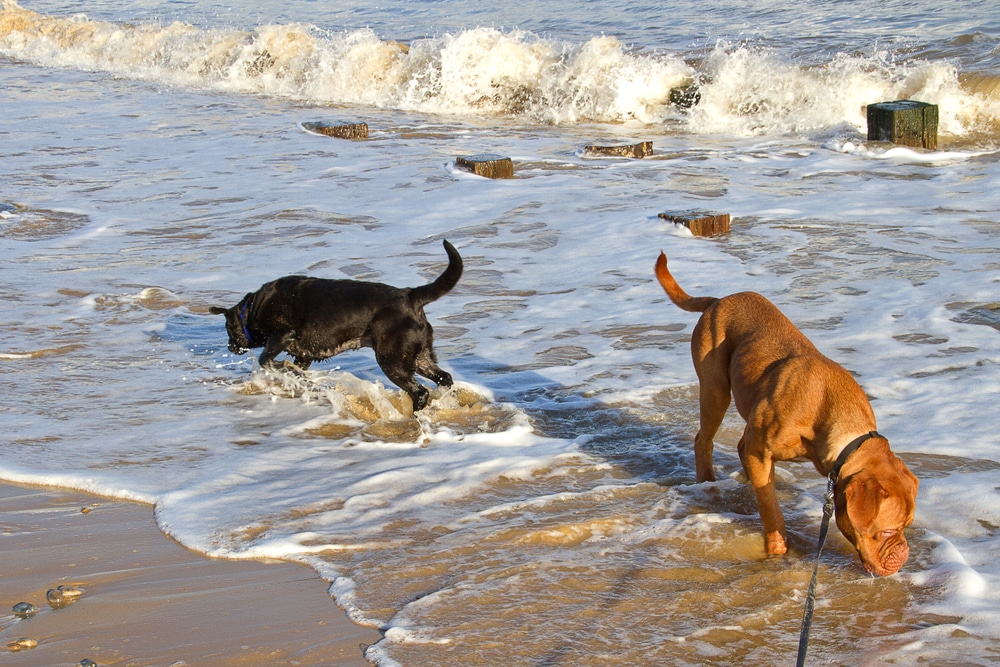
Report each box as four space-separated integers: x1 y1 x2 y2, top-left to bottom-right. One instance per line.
208 306 229 315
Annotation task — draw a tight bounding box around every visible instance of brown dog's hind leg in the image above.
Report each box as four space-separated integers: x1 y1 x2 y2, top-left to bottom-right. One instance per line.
693 381 731 482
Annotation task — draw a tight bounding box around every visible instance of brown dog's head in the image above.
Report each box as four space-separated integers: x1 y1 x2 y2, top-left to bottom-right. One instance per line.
835 440 919 576
209 294 255 355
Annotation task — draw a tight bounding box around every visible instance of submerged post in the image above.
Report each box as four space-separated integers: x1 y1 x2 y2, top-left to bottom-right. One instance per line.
583 141 653 158
455 154 514 179
669 85 701 109
866 100 938 150
303 121 369 140
659 210 730 238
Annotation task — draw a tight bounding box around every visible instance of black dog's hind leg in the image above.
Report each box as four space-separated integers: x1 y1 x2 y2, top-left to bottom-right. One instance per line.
395 374 431 412
377 354 430 412
414 329 452 388
416 355 452 389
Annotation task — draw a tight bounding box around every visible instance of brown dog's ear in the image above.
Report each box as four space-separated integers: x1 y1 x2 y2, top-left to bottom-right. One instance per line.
895 456 920 497
847 477 889 525
208 306 229 315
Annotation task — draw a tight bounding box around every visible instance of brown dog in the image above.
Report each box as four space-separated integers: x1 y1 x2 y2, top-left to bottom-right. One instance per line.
655 253 918 576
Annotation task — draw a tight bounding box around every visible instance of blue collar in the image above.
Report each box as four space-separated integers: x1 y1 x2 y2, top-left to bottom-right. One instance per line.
238 300 253 345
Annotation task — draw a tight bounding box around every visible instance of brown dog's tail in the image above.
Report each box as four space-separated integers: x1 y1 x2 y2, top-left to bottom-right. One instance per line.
409 239 463 307
655 252 718 313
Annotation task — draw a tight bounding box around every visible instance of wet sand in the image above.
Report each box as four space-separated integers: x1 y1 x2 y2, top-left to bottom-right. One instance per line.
0 483 381 666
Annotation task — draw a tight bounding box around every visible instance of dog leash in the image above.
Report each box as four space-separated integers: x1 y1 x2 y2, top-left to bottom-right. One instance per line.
795 430 881 667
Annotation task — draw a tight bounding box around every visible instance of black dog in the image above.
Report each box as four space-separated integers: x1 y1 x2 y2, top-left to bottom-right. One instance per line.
210 240 462 412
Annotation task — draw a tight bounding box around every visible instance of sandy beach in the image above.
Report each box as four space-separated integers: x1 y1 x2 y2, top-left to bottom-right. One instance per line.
0 483 380 666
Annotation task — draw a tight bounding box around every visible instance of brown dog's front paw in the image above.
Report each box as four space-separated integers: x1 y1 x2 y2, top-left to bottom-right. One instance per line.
765 533 788 556
695 469 716 483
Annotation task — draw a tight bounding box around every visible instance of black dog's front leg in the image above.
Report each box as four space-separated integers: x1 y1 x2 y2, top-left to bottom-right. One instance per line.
258 334 292 368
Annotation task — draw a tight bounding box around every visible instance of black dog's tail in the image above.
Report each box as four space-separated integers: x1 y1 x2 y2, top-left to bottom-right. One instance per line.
409 239 463 307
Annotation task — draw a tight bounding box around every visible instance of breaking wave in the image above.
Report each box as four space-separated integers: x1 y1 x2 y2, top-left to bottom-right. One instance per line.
2 0 999 138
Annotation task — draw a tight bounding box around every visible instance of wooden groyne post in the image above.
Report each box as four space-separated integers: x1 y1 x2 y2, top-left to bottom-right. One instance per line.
659 210 731 238
583 141 653 159
866 100 938 150
455 154 514 179
303 121 370 140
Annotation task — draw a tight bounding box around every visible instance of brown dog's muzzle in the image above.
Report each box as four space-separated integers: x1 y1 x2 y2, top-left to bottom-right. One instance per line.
864 535 909 577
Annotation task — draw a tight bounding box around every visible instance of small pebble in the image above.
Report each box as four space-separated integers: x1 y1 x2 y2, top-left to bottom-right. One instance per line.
11 602 38 618
7 637 38 652
80 659 99 667
59 584 84 598
48 585 84 608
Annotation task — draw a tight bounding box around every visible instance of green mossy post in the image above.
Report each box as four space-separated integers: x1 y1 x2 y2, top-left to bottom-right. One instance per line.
866 100 938 150
659 210 731 238
669 85 701 109
583 141 653 158
303 121 369 139
455 154 514 179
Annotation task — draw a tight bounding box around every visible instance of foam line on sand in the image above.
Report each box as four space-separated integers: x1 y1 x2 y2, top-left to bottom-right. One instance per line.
0 483 380 666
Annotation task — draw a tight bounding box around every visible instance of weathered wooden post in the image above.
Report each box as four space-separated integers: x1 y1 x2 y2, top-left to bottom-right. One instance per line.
303 121 369 139
659 210 730 238
455 153 514 179
583 141 653 158
866 100 938 150
669 85 701 109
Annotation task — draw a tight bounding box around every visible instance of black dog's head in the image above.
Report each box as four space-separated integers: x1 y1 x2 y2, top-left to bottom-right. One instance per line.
209 294 255 355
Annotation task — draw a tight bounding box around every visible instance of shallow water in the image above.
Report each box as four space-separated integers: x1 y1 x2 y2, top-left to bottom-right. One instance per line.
3 0 1000 665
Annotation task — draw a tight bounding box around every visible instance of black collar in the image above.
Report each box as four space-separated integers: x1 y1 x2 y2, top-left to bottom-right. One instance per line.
829 430 881 483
